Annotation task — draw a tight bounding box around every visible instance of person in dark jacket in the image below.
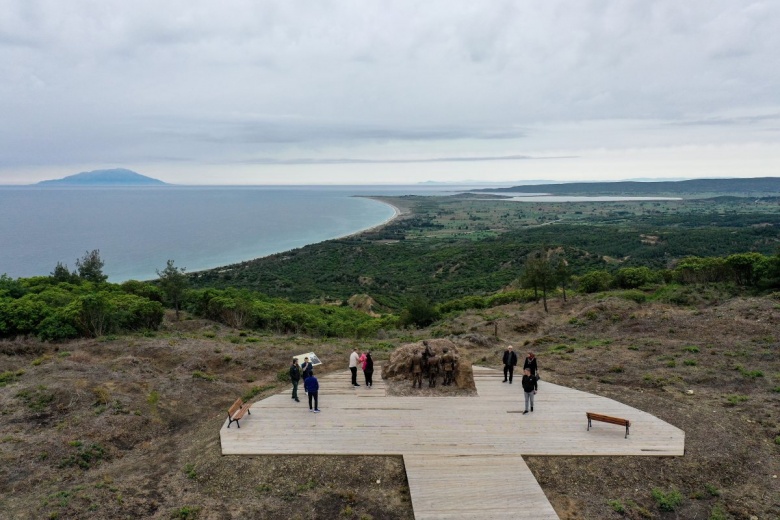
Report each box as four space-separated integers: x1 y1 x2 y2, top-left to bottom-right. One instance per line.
301 357 313 394
523 352 538 377
289 358 301 402
304 374 320 412
364 352 374 387
301 357 313 379
521 368 538 414
502 346 518 383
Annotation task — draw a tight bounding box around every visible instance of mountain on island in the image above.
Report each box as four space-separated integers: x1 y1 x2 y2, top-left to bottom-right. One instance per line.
36 168 167 186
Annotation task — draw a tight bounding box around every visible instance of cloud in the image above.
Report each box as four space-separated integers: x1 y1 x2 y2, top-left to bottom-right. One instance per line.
0 1 779 182
233 154 576 165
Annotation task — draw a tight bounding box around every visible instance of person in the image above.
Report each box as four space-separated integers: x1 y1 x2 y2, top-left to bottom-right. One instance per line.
410 349 423 388
349 348 360 387
427 353 439 388
289 358 301 402
441 348 454 386
304 373 320 412
359 350 367 380
301 357 313 393
521 368 538 414
502 345 518 383
524 352 538 378
364 351 374 387
421 341 433 377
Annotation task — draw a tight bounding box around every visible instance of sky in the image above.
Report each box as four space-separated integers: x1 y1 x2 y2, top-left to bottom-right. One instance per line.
1 1 779 185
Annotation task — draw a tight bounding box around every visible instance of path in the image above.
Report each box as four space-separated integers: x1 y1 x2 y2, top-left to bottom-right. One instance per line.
221 366 685 518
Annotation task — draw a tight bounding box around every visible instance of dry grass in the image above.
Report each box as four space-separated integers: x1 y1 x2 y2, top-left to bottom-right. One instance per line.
1 295 779 519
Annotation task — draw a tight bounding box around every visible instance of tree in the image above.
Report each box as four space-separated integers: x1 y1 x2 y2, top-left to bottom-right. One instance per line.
157 260 188 320
399 297 440 328
51 262 77 283
553 254 571 302
75 250 107 283
522 249 557 312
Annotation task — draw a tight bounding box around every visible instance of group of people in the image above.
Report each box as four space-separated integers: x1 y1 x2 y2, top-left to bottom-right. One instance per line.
503 346 539 414
289 356 320 413
410 341 457 388
288 344 539 415
349 348 374 387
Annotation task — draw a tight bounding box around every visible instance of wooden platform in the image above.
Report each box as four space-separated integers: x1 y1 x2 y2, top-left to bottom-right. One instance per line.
221 366 685 519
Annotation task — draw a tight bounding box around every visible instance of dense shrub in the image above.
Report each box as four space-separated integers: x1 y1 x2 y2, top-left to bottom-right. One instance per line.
0 276 163 340
185 288 395 338
399 297 440 328
577 270 613 293
614 267 658 289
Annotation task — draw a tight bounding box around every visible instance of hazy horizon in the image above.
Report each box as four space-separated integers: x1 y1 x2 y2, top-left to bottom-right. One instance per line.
2 2 779 185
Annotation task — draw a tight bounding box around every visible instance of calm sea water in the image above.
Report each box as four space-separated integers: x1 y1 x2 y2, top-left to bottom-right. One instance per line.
0 186 426 282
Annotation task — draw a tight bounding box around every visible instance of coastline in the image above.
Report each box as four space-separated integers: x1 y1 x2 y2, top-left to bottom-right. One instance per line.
189 196 409 278
339 196 406 239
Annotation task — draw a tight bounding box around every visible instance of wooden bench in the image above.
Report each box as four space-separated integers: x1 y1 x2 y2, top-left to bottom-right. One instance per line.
586 412 630 438
227 398 252 428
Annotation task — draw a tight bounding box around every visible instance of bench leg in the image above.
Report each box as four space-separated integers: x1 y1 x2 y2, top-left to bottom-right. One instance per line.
625 424 629 438
587 417 591 431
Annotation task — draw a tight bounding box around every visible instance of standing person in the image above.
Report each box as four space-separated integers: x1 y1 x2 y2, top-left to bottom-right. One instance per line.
364 351 374 387
524 352 538 378
304 373 320 412
349 348 360 387
410 349 423 389
359 350 367 378
521 368 538 414
289 358 301 402
502 346 518 383
301 357 313 393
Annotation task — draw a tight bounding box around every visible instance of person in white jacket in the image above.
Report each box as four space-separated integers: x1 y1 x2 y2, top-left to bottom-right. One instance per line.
349 348 360 387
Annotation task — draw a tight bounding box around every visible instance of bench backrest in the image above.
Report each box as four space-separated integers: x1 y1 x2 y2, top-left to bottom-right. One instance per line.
228 398 244 417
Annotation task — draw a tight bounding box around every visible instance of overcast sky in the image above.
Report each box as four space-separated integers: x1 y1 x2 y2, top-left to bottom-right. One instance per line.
1 1 779 185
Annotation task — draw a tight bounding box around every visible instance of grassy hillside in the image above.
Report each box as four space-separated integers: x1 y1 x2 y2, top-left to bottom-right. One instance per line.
1 293 778 519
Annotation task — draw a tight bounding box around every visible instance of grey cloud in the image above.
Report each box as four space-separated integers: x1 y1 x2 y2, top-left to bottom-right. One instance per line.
670 113 780 127
233 154 576 166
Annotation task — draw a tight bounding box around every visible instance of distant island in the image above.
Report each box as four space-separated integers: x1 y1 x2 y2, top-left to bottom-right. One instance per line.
471 177 780 196
36 168 167 186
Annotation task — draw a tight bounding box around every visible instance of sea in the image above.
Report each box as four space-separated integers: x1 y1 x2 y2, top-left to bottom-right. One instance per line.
0 185 473 282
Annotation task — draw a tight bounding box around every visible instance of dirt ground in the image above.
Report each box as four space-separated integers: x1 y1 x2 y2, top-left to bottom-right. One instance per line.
1 294 779 519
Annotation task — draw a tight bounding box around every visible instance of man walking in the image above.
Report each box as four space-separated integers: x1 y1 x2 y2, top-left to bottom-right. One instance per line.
304 373 320 413
502 345 518 383
349 348 360 387
289 358 301 402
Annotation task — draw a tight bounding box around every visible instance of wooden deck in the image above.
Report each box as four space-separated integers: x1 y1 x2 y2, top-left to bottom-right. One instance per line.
221 366 685 519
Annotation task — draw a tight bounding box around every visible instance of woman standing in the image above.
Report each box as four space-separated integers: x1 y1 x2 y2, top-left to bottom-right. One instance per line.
523 352 538 378
364 351 374 387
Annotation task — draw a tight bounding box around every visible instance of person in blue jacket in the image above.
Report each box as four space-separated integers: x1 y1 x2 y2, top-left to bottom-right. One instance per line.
304 374 320 413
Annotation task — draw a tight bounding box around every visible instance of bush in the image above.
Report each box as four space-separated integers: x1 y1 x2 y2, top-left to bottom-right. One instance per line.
614 267 658 289
651 487 683 511
399 297 440 328
616 289 647 303
577 270 612 293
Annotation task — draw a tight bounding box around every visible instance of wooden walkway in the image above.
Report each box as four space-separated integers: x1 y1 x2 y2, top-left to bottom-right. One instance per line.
221 366 684 519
